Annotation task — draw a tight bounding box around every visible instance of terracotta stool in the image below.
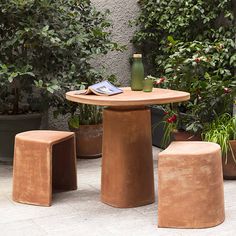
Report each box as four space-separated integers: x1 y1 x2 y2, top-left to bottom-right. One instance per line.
158 141 225 228
13 130 77 206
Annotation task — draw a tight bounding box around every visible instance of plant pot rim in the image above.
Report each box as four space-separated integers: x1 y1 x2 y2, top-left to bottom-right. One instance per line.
0 113 42 120
79 123 102 126
229 140 236 144
68 123 103 131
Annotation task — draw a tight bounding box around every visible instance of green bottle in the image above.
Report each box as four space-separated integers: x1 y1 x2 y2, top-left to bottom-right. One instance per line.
131 54 144 91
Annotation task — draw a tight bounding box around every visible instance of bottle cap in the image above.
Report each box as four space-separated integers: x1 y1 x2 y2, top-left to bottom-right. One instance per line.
133 54 142 58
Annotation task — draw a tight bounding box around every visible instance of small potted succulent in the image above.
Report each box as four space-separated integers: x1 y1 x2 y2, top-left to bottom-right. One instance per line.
203 114 236 179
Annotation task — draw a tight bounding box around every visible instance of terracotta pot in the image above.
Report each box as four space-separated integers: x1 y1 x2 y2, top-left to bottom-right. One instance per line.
70 124 102 159
222 140 236 180
172 130 202 141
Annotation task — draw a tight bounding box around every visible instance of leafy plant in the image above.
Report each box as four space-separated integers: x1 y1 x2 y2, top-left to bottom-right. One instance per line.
68 116 80 129
0 0 123 118
153 105 178 147
162 111 178 147
163 39 236 133
133 0 236 134
68 104 103 128
203 114 236 164
55 74 118 126
133 0 235 69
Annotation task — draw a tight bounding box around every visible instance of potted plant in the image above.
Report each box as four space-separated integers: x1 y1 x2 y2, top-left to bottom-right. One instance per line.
151 105 168 148
0 0 63 162
150 76 171 148
0 0 123 163
68 105 103 158
132 0 236 138
56 76 120 159
47 1 124 158
162 38 235 134
150 38 236 141
151 75 201 147
154 102 204 149
0 64 44 163
203 114 236 179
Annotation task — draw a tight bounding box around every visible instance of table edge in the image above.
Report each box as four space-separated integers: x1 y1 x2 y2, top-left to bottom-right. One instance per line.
66 91 190 107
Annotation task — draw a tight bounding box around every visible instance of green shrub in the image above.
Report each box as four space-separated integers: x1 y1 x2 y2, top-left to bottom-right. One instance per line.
133 0 236 133
0 0 122 116
163 39 236 132
133 0 234 70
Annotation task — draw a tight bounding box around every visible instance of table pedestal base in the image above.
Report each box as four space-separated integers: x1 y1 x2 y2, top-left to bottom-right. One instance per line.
101 107 155 208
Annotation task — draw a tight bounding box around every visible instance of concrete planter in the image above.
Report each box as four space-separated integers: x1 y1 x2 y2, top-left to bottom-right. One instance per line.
151 106 169 149
70 124 103 158
0 113 42 164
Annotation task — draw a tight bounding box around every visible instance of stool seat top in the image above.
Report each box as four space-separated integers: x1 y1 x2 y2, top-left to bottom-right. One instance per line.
16 130 74 144
160 141 221 156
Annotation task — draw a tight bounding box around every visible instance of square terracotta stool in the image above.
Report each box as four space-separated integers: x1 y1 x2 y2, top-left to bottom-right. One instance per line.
13 130 77 206
158 141 225 228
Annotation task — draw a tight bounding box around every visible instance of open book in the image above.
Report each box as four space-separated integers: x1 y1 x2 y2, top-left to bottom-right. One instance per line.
78 80 123 96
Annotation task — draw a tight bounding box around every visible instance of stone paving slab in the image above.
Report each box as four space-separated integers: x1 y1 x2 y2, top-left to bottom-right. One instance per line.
1 147 236 236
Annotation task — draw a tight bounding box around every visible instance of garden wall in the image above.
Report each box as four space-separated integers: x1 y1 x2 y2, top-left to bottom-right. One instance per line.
49 0 139 130
91 0 139 85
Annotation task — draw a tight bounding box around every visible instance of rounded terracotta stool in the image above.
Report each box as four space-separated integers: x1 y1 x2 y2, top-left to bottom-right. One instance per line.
158 141 225 228
13 130 77 206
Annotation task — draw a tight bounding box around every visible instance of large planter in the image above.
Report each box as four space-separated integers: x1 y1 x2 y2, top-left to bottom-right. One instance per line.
151 106 170 149
0 113 42 164
70 124 103 158
223 140 236 180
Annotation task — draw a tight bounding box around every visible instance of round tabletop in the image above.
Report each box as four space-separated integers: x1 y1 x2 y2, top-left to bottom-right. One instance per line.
66 87 190 107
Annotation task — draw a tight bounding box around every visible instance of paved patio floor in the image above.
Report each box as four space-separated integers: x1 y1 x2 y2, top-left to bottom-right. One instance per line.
1 147 236 236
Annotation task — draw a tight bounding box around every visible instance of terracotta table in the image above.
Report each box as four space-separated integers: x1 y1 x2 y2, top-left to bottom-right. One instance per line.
66 87 190 208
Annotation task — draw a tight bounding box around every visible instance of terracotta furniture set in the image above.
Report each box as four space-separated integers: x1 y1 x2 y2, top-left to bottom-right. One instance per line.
66 87 190 208
12 87 225 229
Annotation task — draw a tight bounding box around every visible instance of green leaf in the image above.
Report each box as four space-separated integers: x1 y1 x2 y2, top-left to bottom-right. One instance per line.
25 72 35 77
165 68 174 73
47 87 54 93
68 116 80 129
167 36 177 45
230 54 236 65
42 25 49 31
8 72 18 82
